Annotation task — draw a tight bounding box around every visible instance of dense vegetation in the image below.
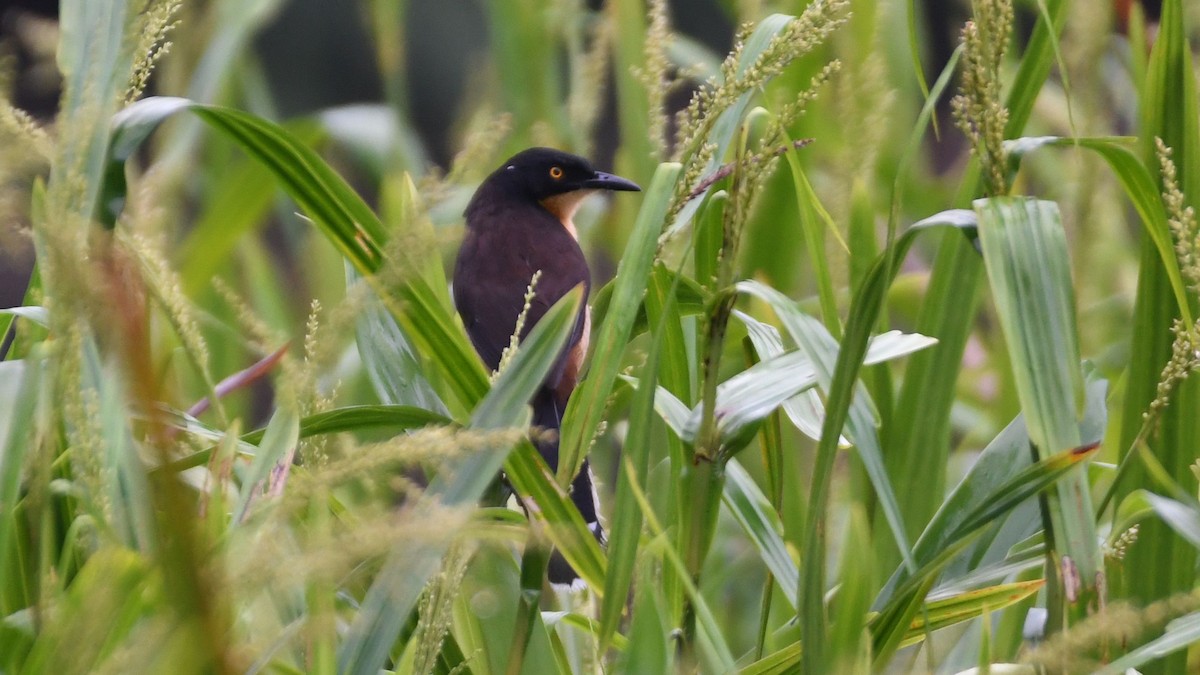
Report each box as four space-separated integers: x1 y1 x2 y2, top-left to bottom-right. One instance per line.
2 0 1200 673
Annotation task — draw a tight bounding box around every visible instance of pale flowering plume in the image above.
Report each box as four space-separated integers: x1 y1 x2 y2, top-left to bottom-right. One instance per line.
951 0 1013 197
124 0 182 103
666 1 849 225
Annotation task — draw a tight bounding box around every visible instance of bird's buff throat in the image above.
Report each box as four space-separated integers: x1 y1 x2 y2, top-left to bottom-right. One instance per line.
539 189 598 240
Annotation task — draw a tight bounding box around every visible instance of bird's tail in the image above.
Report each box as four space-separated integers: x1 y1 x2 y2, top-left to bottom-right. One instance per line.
532 388 604 585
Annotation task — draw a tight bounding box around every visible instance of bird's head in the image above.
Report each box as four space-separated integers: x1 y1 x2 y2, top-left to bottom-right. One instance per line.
493 147 641 199
469 148 640 235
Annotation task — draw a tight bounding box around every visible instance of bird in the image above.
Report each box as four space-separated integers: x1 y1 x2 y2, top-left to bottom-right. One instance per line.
453 147 640 584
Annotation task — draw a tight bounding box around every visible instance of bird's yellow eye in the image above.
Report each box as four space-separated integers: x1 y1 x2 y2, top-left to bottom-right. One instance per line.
549 166 564 179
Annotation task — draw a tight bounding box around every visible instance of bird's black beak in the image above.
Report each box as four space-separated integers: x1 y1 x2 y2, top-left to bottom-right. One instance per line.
581 170 641 192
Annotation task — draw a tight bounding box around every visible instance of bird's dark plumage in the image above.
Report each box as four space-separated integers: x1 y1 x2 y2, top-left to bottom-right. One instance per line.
453 148 639 584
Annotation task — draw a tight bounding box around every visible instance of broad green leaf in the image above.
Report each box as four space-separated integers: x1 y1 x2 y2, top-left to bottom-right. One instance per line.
878 375 1107 605
975 197 1100 619
737 279 917 577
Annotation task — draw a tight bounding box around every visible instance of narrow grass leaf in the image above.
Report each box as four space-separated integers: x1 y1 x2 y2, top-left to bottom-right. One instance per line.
781 136 845 335
686 322 934 449
590 266 707 339
350 264 449 415
1116 4 1200 658
869 445 1096 664
0 354 41 617
232 403 300 523
877 375 1106 604
898 580 1044 649
55 0 134 225
1004 136 1194 328
737 310 841 445
828 506 872 672
558 162 682 484
177 121 323 294
1142 493 1200 550
19 549 152 675
723 459 797 605
242 405 451 444
755 209 974 672
599 295 666 648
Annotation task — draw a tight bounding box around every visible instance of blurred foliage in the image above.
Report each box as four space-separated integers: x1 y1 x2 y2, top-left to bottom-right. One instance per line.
2 0 1200 673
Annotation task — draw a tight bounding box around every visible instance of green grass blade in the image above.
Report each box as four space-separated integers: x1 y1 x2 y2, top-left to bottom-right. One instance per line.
591 267 707 340
828 505 872 673
1005 136 1194 328
350 264 449 415
558 162 682 484
0 354 42 617
177 121 323 294
598 299 664 649
781 138 844 336
338 288 582 675
232 403 300 523
768 208 974 672
441 287 582 499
